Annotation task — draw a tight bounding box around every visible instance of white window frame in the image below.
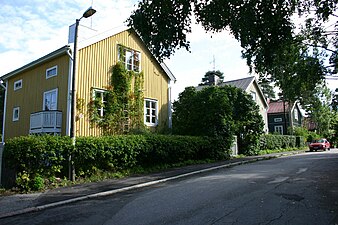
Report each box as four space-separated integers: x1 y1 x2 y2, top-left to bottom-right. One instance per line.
43 88 58 110
13 107 20 121
118 45 141 72
144 98 158 127
274 118 282 122
294 109 299 121
46 65 58 79
14 79 22 91
93 89 108 117
274 125 283 134
251 91 256 101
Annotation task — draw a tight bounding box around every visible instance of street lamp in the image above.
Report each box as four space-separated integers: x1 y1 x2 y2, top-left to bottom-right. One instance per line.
69 6 96 181
70 6 96 141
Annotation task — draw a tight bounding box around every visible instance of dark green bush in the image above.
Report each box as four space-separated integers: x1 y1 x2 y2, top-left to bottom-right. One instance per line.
172 86 264 155
74 134 231 175
137 135 231 166
74 135 147 175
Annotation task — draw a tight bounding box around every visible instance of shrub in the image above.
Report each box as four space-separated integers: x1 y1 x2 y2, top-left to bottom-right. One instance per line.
259 134 306 151
74 134 231 175
4 135 73 191
4 134 232 191
32 175 45 191
172 86 264 155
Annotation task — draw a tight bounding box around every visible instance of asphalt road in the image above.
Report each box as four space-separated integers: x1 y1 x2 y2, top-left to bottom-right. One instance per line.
2 150 338 225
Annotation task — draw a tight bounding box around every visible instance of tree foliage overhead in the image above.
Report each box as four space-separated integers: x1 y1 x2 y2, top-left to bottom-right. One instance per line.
128 0 338 104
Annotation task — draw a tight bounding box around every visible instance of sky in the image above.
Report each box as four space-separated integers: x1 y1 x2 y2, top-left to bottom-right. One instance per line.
0 0 251 101
1 0 336 101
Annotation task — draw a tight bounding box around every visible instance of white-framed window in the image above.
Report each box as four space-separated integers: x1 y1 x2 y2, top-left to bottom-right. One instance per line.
118 45 141 72
93 89 108 117
13 107 20 121
294 109 299 121
144 99 158 126
14 79 22 91
43 88 58 110
274 125 283 134
46 65 58 79
274 118 282 122
251 91 256 101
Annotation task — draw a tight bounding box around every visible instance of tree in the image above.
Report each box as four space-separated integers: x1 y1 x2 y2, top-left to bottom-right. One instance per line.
128 0 337 103
303 86 333 137
172 85 264 155
331 88 338 112
199 70 224 86
257 75 276 100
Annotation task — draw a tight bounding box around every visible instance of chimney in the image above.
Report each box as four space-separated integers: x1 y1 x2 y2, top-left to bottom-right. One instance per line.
208 72 219 86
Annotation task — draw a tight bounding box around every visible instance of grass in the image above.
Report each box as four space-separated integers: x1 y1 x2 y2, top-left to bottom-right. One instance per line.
257 147 307 155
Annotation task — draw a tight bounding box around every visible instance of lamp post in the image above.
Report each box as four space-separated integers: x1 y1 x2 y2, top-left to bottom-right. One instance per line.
69 6 96 181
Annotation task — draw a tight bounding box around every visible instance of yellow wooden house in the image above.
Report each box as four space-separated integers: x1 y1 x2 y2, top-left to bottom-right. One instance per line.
1 28 176 141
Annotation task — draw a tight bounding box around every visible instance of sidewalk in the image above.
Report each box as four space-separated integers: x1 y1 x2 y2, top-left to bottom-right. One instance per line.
0 150 305 219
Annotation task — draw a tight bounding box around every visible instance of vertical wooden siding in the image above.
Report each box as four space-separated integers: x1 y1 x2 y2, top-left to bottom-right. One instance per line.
4 55 70 140
76 30 169 136
247 83 268 132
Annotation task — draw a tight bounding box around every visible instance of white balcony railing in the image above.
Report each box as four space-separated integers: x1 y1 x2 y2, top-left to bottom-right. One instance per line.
30 111 62 134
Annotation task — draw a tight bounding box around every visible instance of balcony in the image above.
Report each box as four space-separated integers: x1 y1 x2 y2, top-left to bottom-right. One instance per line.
30 110 62 134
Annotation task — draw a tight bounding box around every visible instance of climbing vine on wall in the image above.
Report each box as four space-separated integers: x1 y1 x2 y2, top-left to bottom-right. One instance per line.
89 62 144 135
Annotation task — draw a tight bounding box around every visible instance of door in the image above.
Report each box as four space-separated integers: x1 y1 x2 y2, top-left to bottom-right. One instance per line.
43 88 58 110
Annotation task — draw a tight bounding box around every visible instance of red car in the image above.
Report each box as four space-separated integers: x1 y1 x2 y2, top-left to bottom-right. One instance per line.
309 138 331 151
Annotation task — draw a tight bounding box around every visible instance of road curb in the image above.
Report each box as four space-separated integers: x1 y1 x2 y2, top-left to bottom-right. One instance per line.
0 150 305 219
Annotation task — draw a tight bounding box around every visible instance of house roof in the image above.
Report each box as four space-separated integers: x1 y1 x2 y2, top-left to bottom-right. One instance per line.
1 45 71 81
195 76 268 109
1 27 176 82
220 76 255 90
267 101 293 114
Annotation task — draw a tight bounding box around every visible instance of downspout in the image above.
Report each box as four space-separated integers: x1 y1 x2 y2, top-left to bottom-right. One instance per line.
0 80 7 186
66 47 73 136
0 80 7 144
168 78 172 129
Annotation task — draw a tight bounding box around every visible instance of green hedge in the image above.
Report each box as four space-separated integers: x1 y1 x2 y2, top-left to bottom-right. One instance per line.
259 134 306 151
3 134 231 190
3 135 73 191
4 135 72 178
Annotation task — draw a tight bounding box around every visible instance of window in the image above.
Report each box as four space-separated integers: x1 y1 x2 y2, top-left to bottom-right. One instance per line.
144 99 158 126
274 125 283 134
13 107 20 121
251 91 256 101
46 66 58 79
274 118 282 122
294 109 299 121
43 88 58 110
93 89 108 117
118 45 141 72
14 79 22 91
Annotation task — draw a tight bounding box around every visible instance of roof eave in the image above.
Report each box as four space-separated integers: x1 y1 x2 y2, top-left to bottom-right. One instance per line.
160 62 176 82
1 45 71 81
249 77 269 109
